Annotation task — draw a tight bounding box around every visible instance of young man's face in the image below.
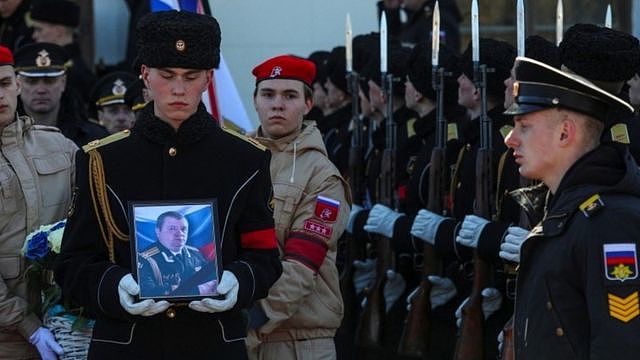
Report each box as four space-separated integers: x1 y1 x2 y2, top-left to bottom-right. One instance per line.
0 0 21 19
0 65 19 130
404 76 420 111
98 103 136 134
503 67 516 110
156 216 189 253
324 78 346 109
141 65 211 130
505 109 563 181
457 73 478 110
627 74 640 108
254 78 312 139
31 20 66 45
367 80 385 113
18 74 65 115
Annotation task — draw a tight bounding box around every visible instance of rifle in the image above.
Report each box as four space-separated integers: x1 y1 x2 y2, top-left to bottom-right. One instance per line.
338 69 366 345
356 72 396 353
453 63 493 360
397 64 447 358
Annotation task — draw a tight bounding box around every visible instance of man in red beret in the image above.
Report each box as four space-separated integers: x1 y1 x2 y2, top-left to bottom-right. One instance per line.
0 44 77 360
247 54 352 359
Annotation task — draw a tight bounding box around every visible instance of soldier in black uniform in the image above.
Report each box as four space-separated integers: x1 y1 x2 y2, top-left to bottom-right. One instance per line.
14 42 108 146
90 71 137 133
54 11 282 360
0 0 33 51
505 55 640 360
138 211 215 298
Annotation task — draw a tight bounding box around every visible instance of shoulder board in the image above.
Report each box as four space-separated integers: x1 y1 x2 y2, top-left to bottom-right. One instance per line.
499 125 514 140
579 194 605 218
610 123 630 144
82 129 131 153
406 118 417 138
222 127 266 151
140 246 160 258
447 123 459 141
185 245 199 252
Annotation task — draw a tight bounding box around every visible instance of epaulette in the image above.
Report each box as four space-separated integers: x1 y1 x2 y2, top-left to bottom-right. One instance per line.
82 129 131 153
610 123 630 144
579 194 605 218
185 245 199 252
406 118 417 138
447 123 459 141
31 124 62 133
222 127 266 151
499 125 514 140
140 246 160 258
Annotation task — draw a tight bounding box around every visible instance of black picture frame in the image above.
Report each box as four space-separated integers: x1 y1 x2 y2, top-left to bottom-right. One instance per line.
129 199 222 303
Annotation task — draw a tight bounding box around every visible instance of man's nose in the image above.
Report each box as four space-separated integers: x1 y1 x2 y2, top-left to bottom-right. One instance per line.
504 128 517 148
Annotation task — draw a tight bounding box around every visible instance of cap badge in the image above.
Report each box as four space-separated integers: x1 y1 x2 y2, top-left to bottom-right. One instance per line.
36 50 51 67
512 81 519 97
112 79 127 96
270 66 282 78
175 40 186 52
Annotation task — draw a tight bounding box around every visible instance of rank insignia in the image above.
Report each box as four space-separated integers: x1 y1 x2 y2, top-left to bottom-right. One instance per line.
604 243 638 282
610 123 630 144
314 196 340 222
304 219 333 239
608 291 639 323
579 194 604 218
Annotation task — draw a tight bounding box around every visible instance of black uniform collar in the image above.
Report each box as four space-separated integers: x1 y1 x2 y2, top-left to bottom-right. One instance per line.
135 102 217 145
413 110 437 139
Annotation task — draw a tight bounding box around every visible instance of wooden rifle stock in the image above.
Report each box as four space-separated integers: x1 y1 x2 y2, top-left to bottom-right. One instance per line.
501 315 515 360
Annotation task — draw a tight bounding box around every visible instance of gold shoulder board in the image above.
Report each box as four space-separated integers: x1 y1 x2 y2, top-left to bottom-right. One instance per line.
610 123 630 144
499 125 514 140
82 129 131 153
140 246 160 258
447 123 459 141
222 127 266 151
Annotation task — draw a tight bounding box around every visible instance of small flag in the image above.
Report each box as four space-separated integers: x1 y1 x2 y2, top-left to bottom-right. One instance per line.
314 196 340 222
604 243 638 281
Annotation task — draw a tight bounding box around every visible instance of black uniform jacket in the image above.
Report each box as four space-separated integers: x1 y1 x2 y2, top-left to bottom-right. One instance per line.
515 143 640 359
54 104 282 359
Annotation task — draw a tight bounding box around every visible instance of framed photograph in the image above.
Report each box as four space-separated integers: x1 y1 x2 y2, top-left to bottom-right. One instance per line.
129 199 221 302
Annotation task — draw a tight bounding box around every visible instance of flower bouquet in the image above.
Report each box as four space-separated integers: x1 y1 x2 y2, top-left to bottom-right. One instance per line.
23 219 94 360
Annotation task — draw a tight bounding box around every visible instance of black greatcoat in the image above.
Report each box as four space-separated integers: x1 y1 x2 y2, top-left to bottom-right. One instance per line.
54 103 282 360
514 143 640 359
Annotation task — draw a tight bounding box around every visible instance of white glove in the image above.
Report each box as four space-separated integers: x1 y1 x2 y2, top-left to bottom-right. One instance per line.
346 204 365 234
497 330 504 354
455 215 490 248
353 259 376 295
405 275 457 311
499 226 529 263
189 270 239 313
455 287 503 327
410 209 449 245
364 204 403 238
118 274 170 316
29 327 63 360
383 269 406 313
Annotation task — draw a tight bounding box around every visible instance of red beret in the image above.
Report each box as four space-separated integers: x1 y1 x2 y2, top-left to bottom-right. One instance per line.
0 45 14 66
252 55 316 87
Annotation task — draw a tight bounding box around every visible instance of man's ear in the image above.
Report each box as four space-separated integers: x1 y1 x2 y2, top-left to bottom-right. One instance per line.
304 97 313 116
141 65 150 88
558 115 576 146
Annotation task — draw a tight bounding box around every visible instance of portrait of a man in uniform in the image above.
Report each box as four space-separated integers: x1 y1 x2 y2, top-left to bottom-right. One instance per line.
131 203 220 301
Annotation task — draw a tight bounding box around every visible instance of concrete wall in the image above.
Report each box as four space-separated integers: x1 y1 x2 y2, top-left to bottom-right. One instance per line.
209 0 379 128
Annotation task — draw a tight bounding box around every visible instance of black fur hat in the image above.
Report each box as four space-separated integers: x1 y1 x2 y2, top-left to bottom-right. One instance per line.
460 38 516 99
525 35 561 69
326 46 348 93
136 10 221 70
30 0 80 28
407 42 460 105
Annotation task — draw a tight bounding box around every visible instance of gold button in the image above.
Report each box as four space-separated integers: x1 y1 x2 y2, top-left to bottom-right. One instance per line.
555 327 564 336
168 147 177 157
546 301 552 310
166 308 176 319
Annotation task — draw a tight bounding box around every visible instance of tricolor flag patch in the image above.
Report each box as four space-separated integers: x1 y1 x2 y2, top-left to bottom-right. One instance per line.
604 243 638 282
314 196 340 222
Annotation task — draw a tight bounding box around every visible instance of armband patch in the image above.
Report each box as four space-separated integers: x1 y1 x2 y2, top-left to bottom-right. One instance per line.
604 243 638 282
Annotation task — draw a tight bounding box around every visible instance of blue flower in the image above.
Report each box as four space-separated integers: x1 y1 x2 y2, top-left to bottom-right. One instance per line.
25 231 49 260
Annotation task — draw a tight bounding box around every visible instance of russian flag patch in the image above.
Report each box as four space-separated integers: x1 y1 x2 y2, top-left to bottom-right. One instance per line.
604 243 638 282
314 196 340 222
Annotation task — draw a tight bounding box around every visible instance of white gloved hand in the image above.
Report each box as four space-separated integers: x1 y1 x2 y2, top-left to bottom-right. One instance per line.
405 275 457 311
118 274 170 316
189 270 239 313
383 269 406 313
455 287 503 327
353 259 377 295
364 204 403 238
428 275 457 309
410 209 449 245
455 215 490 248
499 226 529 263
497 330 504 354
346 204 365 234
29 327 63 360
